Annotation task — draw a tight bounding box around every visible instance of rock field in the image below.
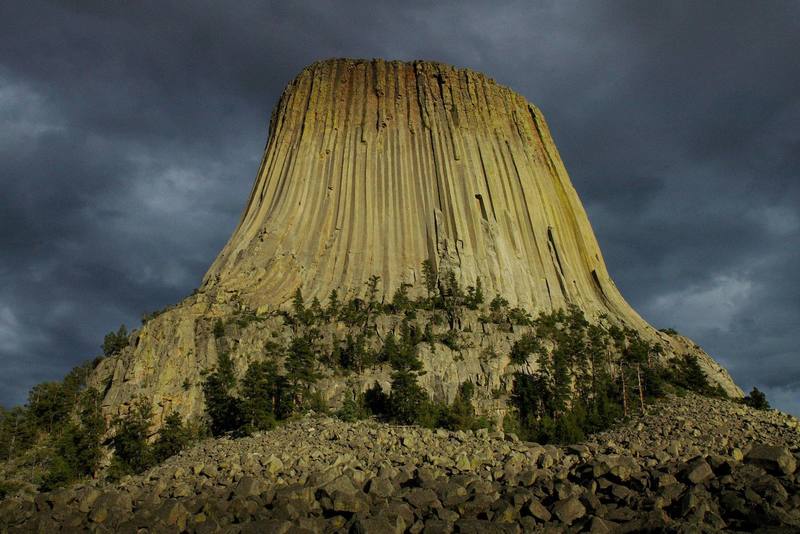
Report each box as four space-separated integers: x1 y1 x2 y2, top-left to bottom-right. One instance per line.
1 393 798 533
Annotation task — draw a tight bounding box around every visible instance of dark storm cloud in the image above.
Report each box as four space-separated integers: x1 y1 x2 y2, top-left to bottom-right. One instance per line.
1 1 798 413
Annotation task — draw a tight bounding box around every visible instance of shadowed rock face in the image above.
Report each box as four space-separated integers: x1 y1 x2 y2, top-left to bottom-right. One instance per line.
203 58 641 325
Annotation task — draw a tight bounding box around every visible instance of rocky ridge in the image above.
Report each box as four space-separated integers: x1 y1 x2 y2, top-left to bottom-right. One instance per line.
3 394 798 532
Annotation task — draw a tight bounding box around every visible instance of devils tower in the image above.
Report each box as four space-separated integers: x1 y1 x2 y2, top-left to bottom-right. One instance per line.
205 58 640 322
92 58 741 426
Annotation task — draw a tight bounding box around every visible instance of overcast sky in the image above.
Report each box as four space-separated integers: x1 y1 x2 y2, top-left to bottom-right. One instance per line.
1 1 798 415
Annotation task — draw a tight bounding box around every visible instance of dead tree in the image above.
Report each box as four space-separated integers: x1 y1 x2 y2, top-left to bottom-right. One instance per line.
636 363 645 411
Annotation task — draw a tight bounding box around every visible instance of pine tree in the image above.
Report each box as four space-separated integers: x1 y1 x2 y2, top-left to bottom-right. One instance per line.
465 278 484 310
109 397 154 477
509 332 543 365
202 352 244 436
440 270 464 329
390 283 412 313
421 260 438 305
0 406 34 461
240 360 279 431
102 324 129 356
43 388 107 488
327 289 341 320
438 381 478 431
363 275 381 334
744 386 770 410
285 332 321 410
291 287 312 326
339 333 368 371
388 369 428 424
152 412 191 463
309 297 324 323
27 381 70 435
379 332 400 364
674 354 711 393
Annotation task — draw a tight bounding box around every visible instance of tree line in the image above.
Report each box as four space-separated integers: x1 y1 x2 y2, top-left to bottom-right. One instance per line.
1 260 770 496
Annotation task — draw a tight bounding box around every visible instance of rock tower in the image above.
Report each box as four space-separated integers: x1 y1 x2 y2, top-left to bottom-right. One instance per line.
94 59 741 424
203 59 642 325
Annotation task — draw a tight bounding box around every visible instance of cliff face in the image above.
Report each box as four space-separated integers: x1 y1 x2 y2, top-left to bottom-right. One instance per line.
203 59 642 325
92 59 742 425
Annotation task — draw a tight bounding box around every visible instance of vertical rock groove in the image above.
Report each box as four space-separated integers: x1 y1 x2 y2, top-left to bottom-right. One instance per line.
201 58 648 328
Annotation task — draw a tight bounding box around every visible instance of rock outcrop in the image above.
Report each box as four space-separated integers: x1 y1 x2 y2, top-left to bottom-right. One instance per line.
90 59 742 425
4 395 798 532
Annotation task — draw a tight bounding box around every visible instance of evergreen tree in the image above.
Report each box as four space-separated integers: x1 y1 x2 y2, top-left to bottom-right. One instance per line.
152 412 191 463
309 297 324 323
488 294 509 323
364 382 389 415
379 332 400 364
102 324 129 356
421 260 438 305
439 270 465 329
366 275 381 308
385 314 429 425
285 332 321 409
465 278 484 310
42 389 105 489
291 287 313 326
240 360 279 431
202 352 244 436
335 389 370 422
744 386 770 410
27 381 71 435
0 406 35 461
339 333 372 372
509 332 543 365
388 369 428 424
109 397 154 477
363 275 382 333
672 354 712 393
326 289 341 320
390 283 413 313
438 381 478 430
489 294 509 313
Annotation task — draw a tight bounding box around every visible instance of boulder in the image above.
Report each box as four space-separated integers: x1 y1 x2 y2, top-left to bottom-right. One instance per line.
745 444 797 475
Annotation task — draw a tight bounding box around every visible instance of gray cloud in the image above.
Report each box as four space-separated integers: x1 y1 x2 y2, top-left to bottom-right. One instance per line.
1 1 798 415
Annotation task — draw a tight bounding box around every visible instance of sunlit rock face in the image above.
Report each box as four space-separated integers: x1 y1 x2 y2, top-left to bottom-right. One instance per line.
93 59 742 425
203 58 640 325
